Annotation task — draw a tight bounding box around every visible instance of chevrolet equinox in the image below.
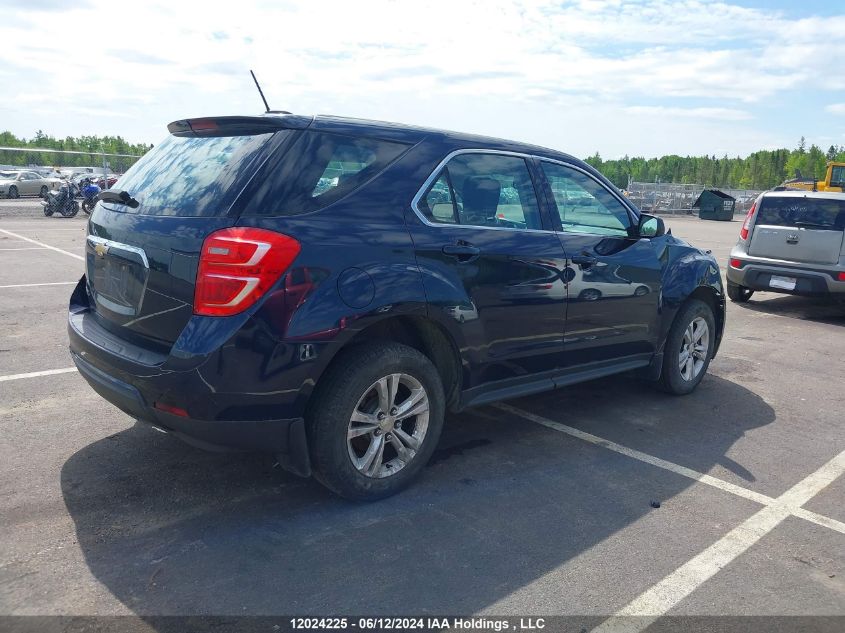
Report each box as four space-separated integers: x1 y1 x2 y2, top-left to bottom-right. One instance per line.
68 113 726 500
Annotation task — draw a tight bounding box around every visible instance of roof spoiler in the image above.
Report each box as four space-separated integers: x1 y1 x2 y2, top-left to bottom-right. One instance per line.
167 114 313 137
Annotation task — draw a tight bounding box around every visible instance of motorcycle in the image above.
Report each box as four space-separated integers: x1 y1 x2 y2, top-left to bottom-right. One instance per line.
80 179 101 214
41 181 80 218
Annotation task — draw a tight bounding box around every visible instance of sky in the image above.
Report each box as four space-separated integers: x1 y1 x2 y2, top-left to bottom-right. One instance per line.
2 0 844 159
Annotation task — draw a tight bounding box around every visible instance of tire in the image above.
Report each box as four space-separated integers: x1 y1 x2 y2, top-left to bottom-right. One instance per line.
7 185 18 199
726 281 753 303
43 206 54 217
82 199 94 214
40 185 48 198
60 201 79 218
634 285 649 296
658 299 716 395
579 288 601 301
308 342 446 501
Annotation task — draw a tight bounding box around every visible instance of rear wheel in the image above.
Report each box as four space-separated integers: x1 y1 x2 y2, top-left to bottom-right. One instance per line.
40 185 48 198
81 199 94 214
60 201 79 218
7 185 18 199
43 206 54 217
309 342 445 501
658 299 715 395
579 288 601 301
727 281 753 303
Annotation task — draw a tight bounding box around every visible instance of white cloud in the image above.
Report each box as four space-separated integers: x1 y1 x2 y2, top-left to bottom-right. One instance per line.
625 106 752 121
826 103 845 115
0 0 843 157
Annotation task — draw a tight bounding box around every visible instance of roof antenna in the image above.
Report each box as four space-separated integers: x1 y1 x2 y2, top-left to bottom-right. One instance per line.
250 69 270 113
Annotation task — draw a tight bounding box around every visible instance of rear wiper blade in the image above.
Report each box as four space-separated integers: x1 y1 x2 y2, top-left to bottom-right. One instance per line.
96 189 139 209
793 221 833 229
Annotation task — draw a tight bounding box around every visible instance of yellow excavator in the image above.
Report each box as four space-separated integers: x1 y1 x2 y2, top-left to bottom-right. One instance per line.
779 161 845 192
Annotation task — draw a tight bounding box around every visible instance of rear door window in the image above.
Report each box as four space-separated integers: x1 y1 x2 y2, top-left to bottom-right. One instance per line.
416 153 543 230
106 132 276 217
757 197 845 231
241 132 409 216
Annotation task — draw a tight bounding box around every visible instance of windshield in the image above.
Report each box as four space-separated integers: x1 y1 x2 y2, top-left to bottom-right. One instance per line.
830 165 845 188
106 132 276 216
757 196 845 231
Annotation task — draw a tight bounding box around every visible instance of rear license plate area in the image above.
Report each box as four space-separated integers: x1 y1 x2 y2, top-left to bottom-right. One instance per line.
88 240 149 316
769 275 796 290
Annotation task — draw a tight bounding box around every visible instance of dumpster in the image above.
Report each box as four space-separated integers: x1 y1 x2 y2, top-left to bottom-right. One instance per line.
693 189 735 220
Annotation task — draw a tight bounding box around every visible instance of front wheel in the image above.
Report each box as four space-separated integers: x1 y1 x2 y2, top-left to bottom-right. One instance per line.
309 342 446 501
81 199 94 214
40 185 48 198
726 281 753 303
7 185 18 199
658 299 715 395
43 205 54 217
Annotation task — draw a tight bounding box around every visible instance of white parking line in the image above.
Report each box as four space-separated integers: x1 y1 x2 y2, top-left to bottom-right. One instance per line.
0 229 84 261
0 281 78 289
0 247 48 251
592 450 845 633
495 403 845 535
0 368 78 382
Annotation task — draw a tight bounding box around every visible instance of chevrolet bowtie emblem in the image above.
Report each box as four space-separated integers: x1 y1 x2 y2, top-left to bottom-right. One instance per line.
94 243 109 257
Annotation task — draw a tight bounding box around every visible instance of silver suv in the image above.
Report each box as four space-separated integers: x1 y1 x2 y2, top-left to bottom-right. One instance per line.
727 191 845 302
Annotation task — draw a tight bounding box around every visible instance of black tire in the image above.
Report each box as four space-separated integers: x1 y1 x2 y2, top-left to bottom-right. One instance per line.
43 206 54 217
308 342 446 501
657 299 716 395
60 201 79 218
726 281 753 303
580 288 601 301
634 285 649 296
82 199 94 214
7 185 18 199
40 185 48 198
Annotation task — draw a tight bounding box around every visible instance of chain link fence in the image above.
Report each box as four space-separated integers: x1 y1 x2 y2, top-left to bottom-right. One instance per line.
624 182 765 217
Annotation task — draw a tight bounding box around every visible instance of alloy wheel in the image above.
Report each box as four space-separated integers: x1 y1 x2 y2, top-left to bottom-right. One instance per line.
678 316 709 381
347 373 430 478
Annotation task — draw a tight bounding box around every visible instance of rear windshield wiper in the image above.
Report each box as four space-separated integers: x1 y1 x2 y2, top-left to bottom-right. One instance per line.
96 189 140 209
793 221 834 230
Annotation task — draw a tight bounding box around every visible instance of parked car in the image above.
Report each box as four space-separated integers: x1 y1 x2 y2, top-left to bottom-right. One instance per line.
68 113 725 500
727 191 845 302
0 170 62 198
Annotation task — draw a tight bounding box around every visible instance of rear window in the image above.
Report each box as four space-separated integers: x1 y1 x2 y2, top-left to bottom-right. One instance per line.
757 196 845 231
106 132 275 217
240 131 409 216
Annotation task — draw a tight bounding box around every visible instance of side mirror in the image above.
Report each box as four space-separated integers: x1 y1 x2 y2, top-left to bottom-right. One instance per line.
637 213 665 238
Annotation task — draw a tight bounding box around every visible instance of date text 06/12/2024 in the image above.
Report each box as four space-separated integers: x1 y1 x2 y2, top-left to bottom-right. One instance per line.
289 617 547 631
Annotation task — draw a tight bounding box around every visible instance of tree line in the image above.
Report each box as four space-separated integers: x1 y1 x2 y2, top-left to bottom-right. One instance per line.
585 138 845 191
2 129 843 190
0 130 153 173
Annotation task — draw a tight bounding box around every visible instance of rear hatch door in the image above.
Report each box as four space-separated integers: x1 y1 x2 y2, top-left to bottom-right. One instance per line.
85 119 294 348
748 195 845 265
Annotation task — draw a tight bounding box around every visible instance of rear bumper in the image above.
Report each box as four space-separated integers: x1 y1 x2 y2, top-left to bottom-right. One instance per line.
67 276 313 475
71 350 311 475
727 253 845 296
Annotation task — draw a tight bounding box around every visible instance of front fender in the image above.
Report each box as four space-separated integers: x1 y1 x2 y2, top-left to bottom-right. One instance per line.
656 235 726 355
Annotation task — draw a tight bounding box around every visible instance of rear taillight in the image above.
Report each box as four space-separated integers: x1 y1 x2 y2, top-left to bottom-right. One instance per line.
194 227 301 317
838 272 845 282
739 201 757 240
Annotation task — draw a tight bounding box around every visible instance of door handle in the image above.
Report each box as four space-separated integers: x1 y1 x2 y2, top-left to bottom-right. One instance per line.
571 253 597 268
442 244 481 260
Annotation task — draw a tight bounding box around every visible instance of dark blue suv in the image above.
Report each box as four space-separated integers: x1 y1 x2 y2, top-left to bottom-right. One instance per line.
68 113 725 500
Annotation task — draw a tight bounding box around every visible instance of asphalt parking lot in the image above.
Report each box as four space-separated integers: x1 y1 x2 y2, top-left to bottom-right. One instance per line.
0 198 843 629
